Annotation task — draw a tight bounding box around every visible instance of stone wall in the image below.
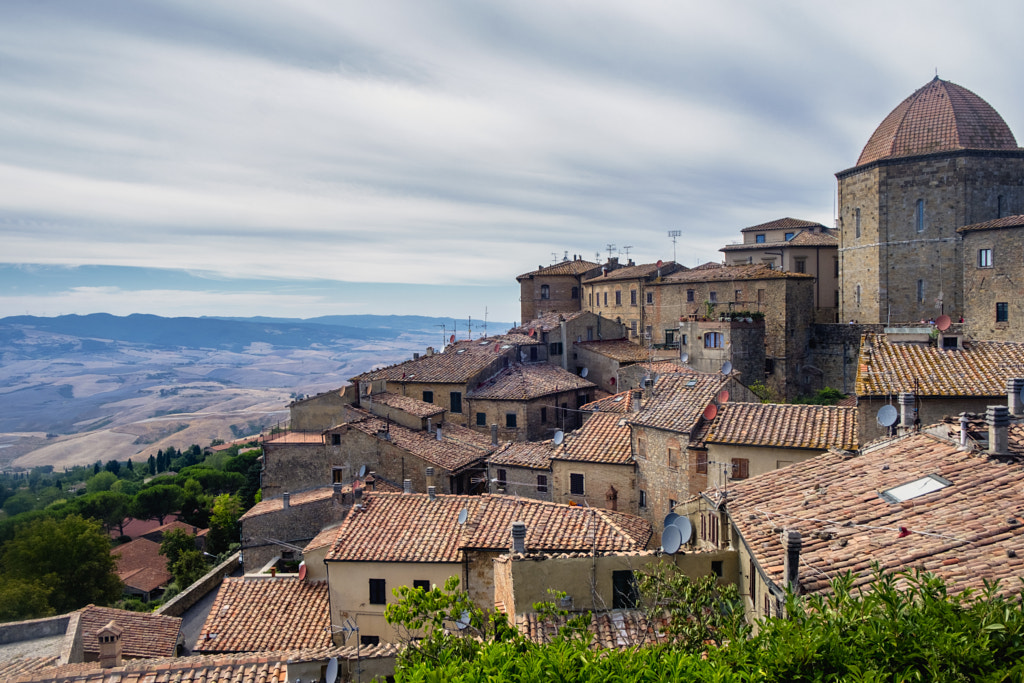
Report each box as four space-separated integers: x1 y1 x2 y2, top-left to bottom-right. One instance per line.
240 488 351 573
550 460 638 515
487 464 552 501
962 226 1024 341
289 389 356 431
158 552 241 618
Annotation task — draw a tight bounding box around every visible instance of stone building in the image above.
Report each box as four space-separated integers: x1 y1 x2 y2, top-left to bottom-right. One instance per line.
837 77 1024 325
510 310 626 370
720 217 839 323
550 412 638 513
517 256 602 323
580 260 685 341
959 215 1024 341
486 440 554 501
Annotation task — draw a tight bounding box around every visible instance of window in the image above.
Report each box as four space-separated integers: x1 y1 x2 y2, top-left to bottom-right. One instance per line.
704 332 724 348
665 329 676 346
681 333 688 346
834 290 840 307
476 412 486 426
571 286 579 299
785 232 794 241
915 199 924 232
540 284 550 300
332 466 344 483
855 284 862 305
331 434 341 446
748 559 756 599
979 248 993 267
709 291 717 303
696 454 707 474
570 473 585 495
505 413 517 429
586 326 594 341
549 342 563 355
855 208 861 238
735 289 742 302
765 358 775 375
369 579 387 605
361 635 380 647
496 468 507 486
667 446 679 469
645 325 652 340
731 458 749 480
413 580 431 591
530 346 538 361
687 289 695 302
794 258 806 274
917 279 924 303
755 234 765 243
646 291 653 304
537 474 548 492
612 570 639 609
639 489 647 508
880 474 951 503
636 437 647 459
540 407 547 423
422 390 433 404
711 560 723 577
631 289 637 306
615 290 622 305
997 302 1009 322
603 292 608 307
834 258 839 278
450 391 462 414
589 292 593 306
668 498 678 512
630 320 637 336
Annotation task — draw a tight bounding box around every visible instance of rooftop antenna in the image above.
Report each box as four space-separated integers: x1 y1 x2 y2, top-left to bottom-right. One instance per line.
606 243 616 261
437 323 447 348
622 245 633 260
468 316 472 339
551 252 558 263
595 251 601 262
668 230 682 263
484 307 488 337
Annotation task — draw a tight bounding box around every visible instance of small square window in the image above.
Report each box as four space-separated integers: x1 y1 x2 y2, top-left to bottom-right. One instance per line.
979 249 993 268
369 578 387 605
331 434 341 446
630 289 637 306
450 391 462 413
361 635 380 646
731 458 749 480
696 455 707 474
709 291 717 303
615 290 622 305
413 580 431 592
639 489 647 508
784 232 794 241
422 390 433 404
496 468 507 486
505 413 517 429
755 234 765 243
476 412 486 426
686 289 695 302
570 473 584 496
646 291 653 304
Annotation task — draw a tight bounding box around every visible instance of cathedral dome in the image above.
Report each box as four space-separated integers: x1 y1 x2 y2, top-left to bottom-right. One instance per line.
856 77 1019 166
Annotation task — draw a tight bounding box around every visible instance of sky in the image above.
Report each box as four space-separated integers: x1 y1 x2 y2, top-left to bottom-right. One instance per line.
2 1 1024 324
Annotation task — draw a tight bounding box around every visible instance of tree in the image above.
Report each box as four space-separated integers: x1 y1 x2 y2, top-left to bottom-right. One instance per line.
159 528 197 567
104 459 121 477
74 491 131 536
206 493 242 554
0 578 54 622
130 485 182 525
0 514 122 614
85 471 118 494
147 454 157 475
170 549 208 588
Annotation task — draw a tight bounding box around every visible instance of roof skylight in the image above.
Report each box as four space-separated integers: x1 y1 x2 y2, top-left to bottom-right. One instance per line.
880 474 952 503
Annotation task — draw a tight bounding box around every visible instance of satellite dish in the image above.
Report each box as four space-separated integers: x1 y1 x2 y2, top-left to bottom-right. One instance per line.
656 259 663 268
450 334 456 343
520 351 528 362
325 657 339 683
358 464 367 478
720 361 733 375
673 516 693 543
529 328 537 337
553 430 565 445
745 317 753 323
664 512 680 528
455 610 471 630
680 352 689 363
661 525 682 555
877 404 898 427
457 508 469 525
298 562 307 581
936 314 951 331
581 367 589 378
703 403 718 420
717 389 729 404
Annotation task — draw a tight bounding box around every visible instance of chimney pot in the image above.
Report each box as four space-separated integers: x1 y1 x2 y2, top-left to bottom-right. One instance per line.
282 492 290 508
782 529 802 594
510 521 527 554
403 479 412 494
428 486 436 501
898 393 916 432
97 621 123 669
987 405 1010 456
1009 378 1024 417
436 427 443 441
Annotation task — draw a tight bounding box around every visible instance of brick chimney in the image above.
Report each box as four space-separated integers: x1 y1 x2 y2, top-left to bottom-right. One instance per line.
510 521 527 554
97 621 123 669
987 405 1009 456
1009 378 1024 417
781 530 802 594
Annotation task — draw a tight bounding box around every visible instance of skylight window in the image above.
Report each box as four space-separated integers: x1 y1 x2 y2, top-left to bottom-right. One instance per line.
685 379 698 387
880 474 951 503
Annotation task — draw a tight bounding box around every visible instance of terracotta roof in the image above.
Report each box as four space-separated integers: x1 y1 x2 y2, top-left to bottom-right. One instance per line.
469 363 595 400
195 577 331 653
510 310 589 334
691 261 724 270
629 372 728 434
581 261 681 284
740 217 827 233
706 403 858 451
304 522 345 553
582 390 635 413
661 263 811 283
722 230 838 251
368 391 446 418
855 333 1024 397
957 214 1024 234
325 493 651 563
575 339 651 363
344 413 493 472
240 486 336 521
553 413 633 465
113 538 171 592
721 432 1024 599
352 336 521 384
856 78 1020 167
517 610 665 649
517 259 600 280
78 605 182 659
488 441 554 469
262 430 324 444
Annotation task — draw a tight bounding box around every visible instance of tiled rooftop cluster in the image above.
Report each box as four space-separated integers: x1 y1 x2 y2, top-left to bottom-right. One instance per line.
240 486 337 520
510 310 589 334
517 259 600 279
856 333 1024 397
113 539 172 595
368 391 446 418
196 577 331 653
662 263 811 283
517 611 665 649
581 261 680 284
352 336 529 385
857 77 1019 167
739 217 825 233
706 403 859 452
956 214 1024 234
345 410 495 472
629 372 729 434
325 492 652 563
581 390 635 413
722 230 838 251
574 339 654 363
553 413 633 465
79 606 182 659
469 363 595 400
721 432 1024 597
488 440 555 469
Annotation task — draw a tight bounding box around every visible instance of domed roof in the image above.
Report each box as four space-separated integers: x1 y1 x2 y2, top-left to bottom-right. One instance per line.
857 77 1019 166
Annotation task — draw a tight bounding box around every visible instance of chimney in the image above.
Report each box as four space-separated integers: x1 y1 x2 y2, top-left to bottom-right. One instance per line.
605 484 618 511
781 529 802 594
333 482 344 505
428 485 436 501
436 427 443 441
97 621 123 669
898 393 916 432
510 521 527 554
367 471 377 490
987 405 1010 456
959 412 970 448
490 424 498 446
426 346 434 356
403 479 412 494
426 466 435 488
631 390 641 412
282 492 290 509
414 352 420 360
1009 378 1024 417
427 417 433 433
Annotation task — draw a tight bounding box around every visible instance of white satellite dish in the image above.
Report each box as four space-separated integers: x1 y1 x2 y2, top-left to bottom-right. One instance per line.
720 361 733 375
661 525 682 555
457 508 469 525
581 367 589 378
553 430 565 445
680 352 689 363
673 516 693 544
877 404 898 427
455 610 471 630
325 657 339 683
357 464 367 478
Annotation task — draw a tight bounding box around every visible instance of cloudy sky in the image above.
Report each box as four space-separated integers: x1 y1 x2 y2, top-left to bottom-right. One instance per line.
2 1 1022 323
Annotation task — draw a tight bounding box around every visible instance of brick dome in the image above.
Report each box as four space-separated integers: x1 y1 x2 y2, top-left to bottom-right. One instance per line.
857 77 1019 166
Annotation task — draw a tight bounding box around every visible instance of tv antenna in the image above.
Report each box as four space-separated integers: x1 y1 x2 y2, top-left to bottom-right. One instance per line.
622 245 633 259
606 243 616 261
667 230 682 263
